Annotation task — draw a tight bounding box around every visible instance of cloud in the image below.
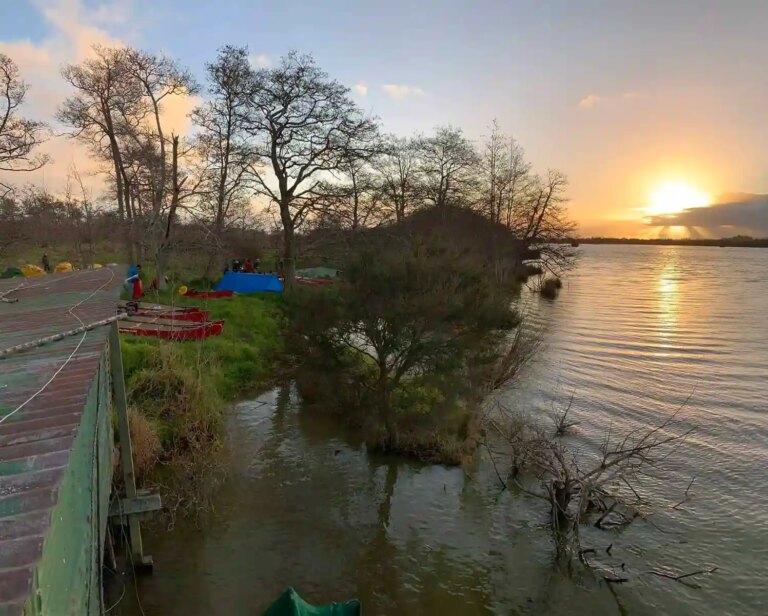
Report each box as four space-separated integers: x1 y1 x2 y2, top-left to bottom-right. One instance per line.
578 91 648 110
352 82 368 96
0 0 198 197
577 94 603 109
646 194 768 236
249 53 271 68
382 84 424 100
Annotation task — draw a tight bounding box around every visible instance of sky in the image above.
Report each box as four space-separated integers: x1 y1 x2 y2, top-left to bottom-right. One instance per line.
1 0 767 237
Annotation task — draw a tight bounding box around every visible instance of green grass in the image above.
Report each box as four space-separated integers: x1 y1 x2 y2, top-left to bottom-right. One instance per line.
123 290 284 399
121 287 284 493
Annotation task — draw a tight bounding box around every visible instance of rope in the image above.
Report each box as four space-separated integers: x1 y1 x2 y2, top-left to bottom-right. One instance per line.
0 268 116 425
0 313 127 359
0 271 81 300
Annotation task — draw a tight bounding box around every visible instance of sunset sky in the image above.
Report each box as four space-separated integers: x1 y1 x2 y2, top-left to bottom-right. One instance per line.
1 0 766 237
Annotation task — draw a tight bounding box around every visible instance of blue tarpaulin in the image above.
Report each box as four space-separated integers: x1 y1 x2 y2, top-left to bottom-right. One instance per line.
215 272 284 293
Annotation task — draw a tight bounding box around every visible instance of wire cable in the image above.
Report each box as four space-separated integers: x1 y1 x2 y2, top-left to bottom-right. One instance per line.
0 268 116 425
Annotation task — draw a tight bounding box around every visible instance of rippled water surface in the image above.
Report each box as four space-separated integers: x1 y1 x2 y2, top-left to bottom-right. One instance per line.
121 245 768 615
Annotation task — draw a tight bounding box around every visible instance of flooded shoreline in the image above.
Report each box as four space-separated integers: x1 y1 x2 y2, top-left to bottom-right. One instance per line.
119 245 768 616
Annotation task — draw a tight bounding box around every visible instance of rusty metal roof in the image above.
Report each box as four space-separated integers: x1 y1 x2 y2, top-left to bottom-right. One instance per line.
0 267 125 615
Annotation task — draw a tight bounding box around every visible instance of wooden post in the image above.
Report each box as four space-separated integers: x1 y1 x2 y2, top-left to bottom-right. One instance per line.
108 322 153 571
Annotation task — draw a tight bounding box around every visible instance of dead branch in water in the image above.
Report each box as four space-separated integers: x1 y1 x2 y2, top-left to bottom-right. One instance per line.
643 566 718 589
551 391 578 436
672 476 696 510
484 391 699 584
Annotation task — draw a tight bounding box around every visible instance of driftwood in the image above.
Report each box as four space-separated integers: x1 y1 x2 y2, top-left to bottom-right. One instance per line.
643 566 718 589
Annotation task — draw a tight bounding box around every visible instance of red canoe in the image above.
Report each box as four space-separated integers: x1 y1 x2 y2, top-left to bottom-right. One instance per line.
134 309 210 322
119 315 224 340
119 301 211 321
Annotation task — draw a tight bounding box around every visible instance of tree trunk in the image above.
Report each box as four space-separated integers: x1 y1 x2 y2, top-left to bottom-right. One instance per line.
377 363 394 447
552 481 572 528
282 224 296 288
155 243 168 292
155 135 182 291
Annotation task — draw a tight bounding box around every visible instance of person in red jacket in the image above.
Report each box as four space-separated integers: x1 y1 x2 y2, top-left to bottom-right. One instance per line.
243 258 255 273
126 264 143 299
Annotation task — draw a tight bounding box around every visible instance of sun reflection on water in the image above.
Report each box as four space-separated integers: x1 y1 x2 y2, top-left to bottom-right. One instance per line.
657 258 680 339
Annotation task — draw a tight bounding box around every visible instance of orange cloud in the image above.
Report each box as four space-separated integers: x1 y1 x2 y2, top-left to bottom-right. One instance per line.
577 94 603 109
0 0 197 199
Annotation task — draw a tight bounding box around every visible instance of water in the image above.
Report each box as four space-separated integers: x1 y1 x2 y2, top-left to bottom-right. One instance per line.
119 245 768 615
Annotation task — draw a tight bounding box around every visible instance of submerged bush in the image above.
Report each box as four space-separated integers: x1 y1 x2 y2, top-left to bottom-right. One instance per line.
287 237 520 461
540 277 562 299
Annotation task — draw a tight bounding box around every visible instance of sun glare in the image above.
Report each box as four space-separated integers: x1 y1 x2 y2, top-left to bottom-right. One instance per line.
646 181 711 217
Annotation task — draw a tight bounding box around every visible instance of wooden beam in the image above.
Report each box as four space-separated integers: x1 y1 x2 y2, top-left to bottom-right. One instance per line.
109 494 162 521
109 322 154 571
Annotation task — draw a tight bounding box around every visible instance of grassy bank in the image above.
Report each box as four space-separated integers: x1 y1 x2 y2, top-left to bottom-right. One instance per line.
120 289 284 508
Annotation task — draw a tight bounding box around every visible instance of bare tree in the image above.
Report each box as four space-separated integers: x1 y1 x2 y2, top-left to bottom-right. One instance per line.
242 51 379 286
375 135 422 223
501 139 531 229
59 45 146 260
120 48 197 287
0 54 48 196
61 46 196 281
418 126 479 209
508 169 576 274
62 165 99 268
191 46 256 278
479 120 511 224
319 153 382 231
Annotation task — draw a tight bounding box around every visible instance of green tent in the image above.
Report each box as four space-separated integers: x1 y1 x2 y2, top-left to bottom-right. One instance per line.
1 266 23 279
263 588 360 616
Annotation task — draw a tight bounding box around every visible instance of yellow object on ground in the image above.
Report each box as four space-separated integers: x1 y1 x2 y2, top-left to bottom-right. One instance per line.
54 262 74 273
21 264 45 277
20 263 45 276
178 285 189 296
92 263 103 269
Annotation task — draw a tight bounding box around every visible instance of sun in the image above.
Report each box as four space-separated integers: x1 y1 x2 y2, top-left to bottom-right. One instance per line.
646 181 711 217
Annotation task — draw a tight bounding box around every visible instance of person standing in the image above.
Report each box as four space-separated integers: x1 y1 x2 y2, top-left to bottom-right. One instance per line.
126 264 143 299
243 258 254 273
41 253 51 273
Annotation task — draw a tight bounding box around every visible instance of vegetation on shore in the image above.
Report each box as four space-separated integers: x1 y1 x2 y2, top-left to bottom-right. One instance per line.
120 289 283 510
286 208 529 464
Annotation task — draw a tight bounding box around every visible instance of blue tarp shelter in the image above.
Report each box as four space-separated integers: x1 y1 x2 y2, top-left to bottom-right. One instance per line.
215 272 284 293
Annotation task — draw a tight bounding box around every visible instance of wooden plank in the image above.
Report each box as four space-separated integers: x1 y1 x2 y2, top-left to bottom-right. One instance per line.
109 494 162 520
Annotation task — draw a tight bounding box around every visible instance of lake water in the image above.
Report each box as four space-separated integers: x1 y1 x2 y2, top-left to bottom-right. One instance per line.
118 244 768 615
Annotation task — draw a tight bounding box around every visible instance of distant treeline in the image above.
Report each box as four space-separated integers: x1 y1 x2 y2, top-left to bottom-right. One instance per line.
569 236 768 248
